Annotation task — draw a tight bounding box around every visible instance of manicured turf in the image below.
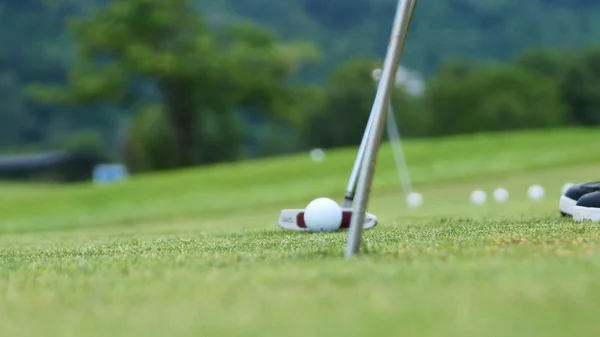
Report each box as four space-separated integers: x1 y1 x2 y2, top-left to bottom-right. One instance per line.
1 128 600 336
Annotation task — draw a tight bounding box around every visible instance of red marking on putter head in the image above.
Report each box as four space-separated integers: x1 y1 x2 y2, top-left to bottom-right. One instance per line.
296 211 354 229
296 212 306 228
340 211 353 228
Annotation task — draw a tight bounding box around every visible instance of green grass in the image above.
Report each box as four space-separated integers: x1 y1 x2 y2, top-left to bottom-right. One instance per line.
1 128 600 337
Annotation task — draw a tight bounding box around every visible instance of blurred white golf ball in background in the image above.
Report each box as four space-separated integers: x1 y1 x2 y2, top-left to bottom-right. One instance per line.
406 191 423 208
493 187 509 202
470 190 487 205
561 182 574 195
309 148 325 162
372 68 382 81
527 185 545 200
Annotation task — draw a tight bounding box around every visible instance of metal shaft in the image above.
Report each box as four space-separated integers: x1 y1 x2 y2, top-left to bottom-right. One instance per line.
342 105 376 208
345 0 418 258
386 103 413 196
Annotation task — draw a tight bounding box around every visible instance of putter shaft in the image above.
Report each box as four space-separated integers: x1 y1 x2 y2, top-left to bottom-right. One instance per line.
343 99 377 208
345 0 418 258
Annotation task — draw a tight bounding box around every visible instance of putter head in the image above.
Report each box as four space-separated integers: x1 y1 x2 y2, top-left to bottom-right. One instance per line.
277 208 378 231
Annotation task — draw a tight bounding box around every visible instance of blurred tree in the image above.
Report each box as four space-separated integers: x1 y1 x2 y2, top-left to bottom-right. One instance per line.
122 104 178 172
515 47 600 126
29 0 318 168
434 60 478 80
6 0 600 163
559 47 600 126
424 63 567 135
514 49 572 79
60 129 111 162
215 0 600 81
300 59 424 149
0 0 75 148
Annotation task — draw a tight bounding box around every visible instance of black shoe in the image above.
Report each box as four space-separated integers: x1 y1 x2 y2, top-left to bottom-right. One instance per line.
559 181 600 216
573 191 600 222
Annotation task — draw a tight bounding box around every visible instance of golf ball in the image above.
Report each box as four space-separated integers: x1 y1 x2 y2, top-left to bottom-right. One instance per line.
406 191 423 208
304 197 342 232
309 148 325 162
527 185 545 200
372 68 382 81
470 190 487 205
561 183 574 195
493 188 509 202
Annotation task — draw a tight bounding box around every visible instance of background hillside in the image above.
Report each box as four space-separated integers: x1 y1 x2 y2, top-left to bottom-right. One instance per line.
200 0 600 79
1 0 600 176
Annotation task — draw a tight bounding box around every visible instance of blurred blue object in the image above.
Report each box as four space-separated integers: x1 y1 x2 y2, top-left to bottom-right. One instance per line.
93 164 128 184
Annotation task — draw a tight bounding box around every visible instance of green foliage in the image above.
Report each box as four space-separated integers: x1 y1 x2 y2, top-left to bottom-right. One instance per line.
123 104 178 173
213 0 600 80
301 59 423 148
60 129 111 161
514 49 572 79
196 107 246 164
301 59 380 148
5 0 600 174
424 63 568 135
515 47 600 126
123 104 247 173
31 0 318 168
559 47 600 126
218 21 321 116
302 55 575 146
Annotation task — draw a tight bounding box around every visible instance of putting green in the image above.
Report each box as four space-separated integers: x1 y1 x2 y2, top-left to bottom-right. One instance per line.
0 128 599 337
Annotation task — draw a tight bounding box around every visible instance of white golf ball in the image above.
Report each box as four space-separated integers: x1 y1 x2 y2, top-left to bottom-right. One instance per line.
561 183 574 195
527 185 545 200
470 190 487 205
406 191 422 208
493 188 509 202
304 197 342 232
372 68 382 81
309 148 325 162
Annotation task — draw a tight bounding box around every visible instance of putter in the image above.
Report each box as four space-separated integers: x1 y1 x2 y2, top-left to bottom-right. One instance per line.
346 0 418 257
277 0 417 234
277 74 384 232
277 104 381 231
277 209 378 231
